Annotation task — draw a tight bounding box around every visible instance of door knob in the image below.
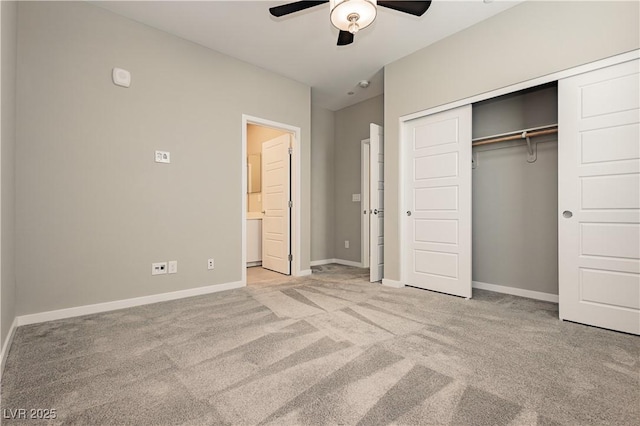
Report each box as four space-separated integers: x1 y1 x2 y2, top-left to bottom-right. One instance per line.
407 211 412 216
562 210 573 218
373 209 378 215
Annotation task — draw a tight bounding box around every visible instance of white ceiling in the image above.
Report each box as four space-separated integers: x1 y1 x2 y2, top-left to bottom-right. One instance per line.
95 0 522 111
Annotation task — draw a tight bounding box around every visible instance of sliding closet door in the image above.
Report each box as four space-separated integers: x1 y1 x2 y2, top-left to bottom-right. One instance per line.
403 105 472 298
559 59 640 334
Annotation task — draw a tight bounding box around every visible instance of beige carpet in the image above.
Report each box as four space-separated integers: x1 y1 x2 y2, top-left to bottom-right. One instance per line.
2 264 638 425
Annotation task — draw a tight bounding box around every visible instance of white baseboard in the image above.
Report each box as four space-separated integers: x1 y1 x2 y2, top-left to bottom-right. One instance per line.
16 280 245 327
333 259 363 268
1 317 18 381
472 281 558 303
382 278 405 288
310 258 363 268
298 269 312 277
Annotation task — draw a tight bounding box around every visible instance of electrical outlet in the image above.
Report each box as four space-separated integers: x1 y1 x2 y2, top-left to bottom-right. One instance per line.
345 240 350 249
152 262 167 275
207 258 215 270
155 150 170 163
168 260 177 274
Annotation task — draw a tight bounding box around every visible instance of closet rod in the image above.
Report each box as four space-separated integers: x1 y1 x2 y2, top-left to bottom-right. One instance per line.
472 126 558 147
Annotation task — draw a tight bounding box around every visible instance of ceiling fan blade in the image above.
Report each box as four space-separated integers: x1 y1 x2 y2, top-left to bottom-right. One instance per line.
337 30 354 46
378 1 432 17
269 1 329 17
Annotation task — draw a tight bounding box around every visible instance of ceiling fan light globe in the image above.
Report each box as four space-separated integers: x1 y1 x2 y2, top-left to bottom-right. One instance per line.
330 0 376 32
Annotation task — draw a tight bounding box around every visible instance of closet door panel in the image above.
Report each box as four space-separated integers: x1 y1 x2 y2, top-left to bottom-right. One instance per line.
580 123 639 164
403 105 472 298
559 58 640 335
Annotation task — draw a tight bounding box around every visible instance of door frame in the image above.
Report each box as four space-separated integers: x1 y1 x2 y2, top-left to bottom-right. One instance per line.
398 50 639 286
361 138 370 268
241 115 302 284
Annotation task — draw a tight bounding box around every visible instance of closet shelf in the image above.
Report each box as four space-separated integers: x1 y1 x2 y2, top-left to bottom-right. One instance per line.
472 124 558 147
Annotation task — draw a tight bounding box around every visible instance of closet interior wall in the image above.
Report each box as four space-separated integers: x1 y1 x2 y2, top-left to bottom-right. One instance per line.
472 83 559 296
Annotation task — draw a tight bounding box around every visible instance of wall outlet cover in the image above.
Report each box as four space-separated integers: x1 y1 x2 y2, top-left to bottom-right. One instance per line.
168 260 178 274
155 150 171 164
345 240 350 249
207 258 215 270
152 262 168 275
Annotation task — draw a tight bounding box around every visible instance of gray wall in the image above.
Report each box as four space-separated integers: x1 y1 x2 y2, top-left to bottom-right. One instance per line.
1 0 17 345
334 95 383 263
310 105 335 262
384 1 640 281
472 85 558 295
15 1 310 316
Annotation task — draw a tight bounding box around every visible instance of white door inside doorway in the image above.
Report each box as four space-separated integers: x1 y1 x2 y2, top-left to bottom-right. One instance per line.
402 105 472 298
361 124 384 282
361 139 370 269
369 124 384 282
558 59 640 335
262 134 292 275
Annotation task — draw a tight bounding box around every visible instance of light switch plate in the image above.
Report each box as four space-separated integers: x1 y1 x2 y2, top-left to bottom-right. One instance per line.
155 151 170 163
352 194 361 202
168 260 177 274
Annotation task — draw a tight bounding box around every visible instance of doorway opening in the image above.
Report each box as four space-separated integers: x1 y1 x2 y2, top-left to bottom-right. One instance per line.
471 82 559 301
242 115 301 286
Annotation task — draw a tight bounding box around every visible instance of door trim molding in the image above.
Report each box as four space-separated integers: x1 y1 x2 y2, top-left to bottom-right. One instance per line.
242 115 302 283
398 49 640 286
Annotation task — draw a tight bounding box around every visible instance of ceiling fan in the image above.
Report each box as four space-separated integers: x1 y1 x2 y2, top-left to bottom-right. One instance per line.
269 0 432 46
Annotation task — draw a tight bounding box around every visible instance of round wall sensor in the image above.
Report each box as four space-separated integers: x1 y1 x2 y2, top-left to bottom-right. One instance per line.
358 80 370 88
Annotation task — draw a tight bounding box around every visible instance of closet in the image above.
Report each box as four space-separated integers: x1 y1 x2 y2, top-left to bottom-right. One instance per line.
471 83 559 301
401 56 639 335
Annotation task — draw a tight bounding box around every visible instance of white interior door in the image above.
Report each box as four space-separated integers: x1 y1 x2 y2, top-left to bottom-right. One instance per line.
558 59 640 334
369 124 384 282
361 139 371 269
262 134 291 275
403 105 472 298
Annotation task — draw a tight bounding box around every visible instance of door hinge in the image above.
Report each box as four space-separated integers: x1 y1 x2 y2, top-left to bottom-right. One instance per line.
288 200 293 208
288 254 293 262
288 147 293 155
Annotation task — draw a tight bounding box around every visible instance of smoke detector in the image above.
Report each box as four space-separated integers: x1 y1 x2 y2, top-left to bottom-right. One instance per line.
358 80 370 88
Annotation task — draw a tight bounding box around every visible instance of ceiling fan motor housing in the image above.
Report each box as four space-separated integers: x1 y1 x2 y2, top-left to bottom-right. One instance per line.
330 0 377 33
